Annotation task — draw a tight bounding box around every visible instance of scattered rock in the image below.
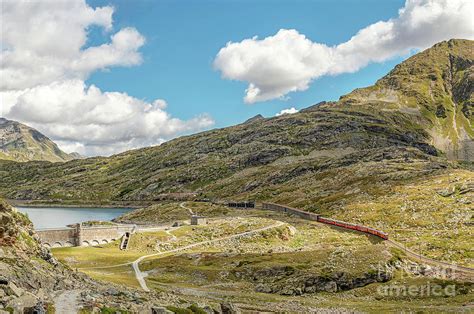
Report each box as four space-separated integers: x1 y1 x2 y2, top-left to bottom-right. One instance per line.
458 183 474 195
6 292 38 312
106 288 120 296
202 305 216 314
152 307 174 314
24 301 47 314
253 266 392 296
220 302 240 314
436 188 455 197
5 282 23 297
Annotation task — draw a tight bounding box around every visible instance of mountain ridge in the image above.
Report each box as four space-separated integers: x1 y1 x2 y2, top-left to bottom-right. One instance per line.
0 118 78 162
334 39 473 160
0 39 472 205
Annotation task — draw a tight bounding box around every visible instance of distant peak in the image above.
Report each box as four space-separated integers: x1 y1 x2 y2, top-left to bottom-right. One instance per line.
300 101 327 113
69 152 85 159
0 118 73 162
244 114 265 124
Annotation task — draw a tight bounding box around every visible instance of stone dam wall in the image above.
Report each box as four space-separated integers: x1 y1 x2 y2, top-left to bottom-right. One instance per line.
36 228 78 248
36 224 135 248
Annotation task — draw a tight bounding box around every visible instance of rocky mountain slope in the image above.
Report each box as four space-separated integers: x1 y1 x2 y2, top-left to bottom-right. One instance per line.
335 39 473 160
0 198 81 311
0 198 187 312
0 118 76 162
0 39 472 206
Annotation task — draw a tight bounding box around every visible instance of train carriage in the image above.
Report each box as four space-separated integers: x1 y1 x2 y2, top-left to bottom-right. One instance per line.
262 203 388 240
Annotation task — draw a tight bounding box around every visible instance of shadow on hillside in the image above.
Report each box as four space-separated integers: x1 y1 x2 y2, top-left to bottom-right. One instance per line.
321 224 385 245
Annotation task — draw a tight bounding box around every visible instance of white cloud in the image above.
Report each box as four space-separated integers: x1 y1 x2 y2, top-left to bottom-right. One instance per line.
1 80 214 156
0 0 214 156
0 0 136 91
214 0 474 103
276 107 299 116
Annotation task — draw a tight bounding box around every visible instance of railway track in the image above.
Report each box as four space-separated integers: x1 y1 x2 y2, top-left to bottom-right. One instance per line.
386 239 474 280
260 202 474 281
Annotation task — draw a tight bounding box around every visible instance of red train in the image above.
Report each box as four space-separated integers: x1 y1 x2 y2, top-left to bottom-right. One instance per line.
316 216 389 240
261 202 388 240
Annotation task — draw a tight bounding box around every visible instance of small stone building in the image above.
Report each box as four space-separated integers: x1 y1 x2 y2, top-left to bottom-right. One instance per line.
190 215 207 226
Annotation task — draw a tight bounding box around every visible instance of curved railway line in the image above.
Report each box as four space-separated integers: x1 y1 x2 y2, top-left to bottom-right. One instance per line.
261 202 474 280
77 201 473 292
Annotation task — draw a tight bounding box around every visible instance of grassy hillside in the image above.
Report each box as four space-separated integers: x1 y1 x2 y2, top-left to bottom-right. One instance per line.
55 203 474 312
0 198 207 312
0 40 471 206
336 39 473 160
2 39 472 312
0 118 75 162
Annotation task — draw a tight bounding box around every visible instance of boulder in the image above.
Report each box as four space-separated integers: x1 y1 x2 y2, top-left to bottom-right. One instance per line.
220 302 240 314
6 292 38 312
5 282 23 297
436 188 455 197
151 306 174 314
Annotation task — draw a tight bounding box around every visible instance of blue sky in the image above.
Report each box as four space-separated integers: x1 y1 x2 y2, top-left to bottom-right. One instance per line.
86 0 405 127
3 0 471 155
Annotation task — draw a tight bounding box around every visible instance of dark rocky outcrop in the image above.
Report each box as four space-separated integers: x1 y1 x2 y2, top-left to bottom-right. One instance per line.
435 104 447 118
236 265 391 296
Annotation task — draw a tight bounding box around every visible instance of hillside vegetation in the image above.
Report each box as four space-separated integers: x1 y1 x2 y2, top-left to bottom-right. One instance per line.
1 39 472 312
0 40 472 205
55 203 474 312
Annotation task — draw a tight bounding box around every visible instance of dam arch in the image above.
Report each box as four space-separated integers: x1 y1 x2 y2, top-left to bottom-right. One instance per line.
36 224 136 248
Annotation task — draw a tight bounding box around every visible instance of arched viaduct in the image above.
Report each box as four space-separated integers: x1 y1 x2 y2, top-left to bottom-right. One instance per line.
36 224 135 248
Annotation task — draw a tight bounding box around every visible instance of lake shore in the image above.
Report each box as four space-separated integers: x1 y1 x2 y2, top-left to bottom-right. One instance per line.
16 205 137 229
7 199 150 209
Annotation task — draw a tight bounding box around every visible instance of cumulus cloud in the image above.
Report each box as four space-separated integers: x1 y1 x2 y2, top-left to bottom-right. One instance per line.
214 0 474 103
276 107 299 116
0 0 143 91
2 80 214 156
0 0 214 156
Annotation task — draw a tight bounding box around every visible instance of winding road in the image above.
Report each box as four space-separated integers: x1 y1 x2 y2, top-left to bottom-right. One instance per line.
78 201 474 293
82 221 286 291
132 221 285 291
386 239 474 280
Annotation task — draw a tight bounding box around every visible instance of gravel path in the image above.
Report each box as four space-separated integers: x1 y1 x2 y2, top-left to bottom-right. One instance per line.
164 229 177 240
78 220 285 291
180 201 194 215
54 290 81 314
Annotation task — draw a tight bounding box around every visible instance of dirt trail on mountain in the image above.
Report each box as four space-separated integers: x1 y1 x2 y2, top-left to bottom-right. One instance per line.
54 290 81 314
